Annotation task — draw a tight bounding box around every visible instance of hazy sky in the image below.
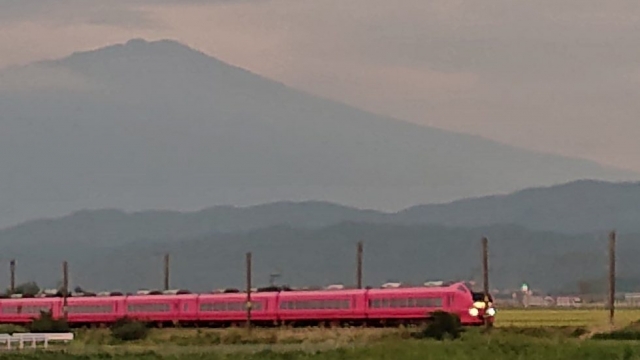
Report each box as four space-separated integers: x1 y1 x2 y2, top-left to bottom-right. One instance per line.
1 0 639 172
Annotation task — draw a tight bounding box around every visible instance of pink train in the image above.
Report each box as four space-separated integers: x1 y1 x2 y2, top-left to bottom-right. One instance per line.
0 282 495 327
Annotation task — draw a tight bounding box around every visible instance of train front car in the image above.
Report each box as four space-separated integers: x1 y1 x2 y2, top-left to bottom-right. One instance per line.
450 283 496 326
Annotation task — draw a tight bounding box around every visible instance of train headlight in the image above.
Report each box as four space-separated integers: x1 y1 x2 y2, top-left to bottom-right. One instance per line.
473 301 486 309
468 308 479 317
486 307 496 316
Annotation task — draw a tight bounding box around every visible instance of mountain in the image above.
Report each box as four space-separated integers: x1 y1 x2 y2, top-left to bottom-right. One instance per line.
1 180 637 255
0 201 385 250
0 38 637 228
396 180 640 233
2 180 640 292
4 222 640 294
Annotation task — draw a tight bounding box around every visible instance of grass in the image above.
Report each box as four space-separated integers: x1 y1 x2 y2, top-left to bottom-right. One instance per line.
71 326 410 347
6 335 640 359
5 309 640 359
495 308 640 328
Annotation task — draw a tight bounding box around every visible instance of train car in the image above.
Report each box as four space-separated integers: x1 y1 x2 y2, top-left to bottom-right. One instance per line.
277 289 366 325
0 297 62 324
197 292 277 326
365 282 494 326
65 296 125 325
365 286 453 325
124 294 198 324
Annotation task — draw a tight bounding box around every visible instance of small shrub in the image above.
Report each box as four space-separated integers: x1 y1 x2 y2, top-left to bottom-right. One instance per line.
498 326 588 339
29 310 70 333
420 311 463 340
0 324 28 335
569 327 588 338
203 331 222 344
76 328 112 345
110 317 149 342
592 330 640 340
220 328 244 344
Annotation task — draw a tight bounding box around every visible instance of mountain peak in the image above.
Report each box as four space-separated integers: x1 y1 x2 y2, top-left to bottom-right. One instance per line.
124 38 151 47
120 38 201 54
57 38 224 74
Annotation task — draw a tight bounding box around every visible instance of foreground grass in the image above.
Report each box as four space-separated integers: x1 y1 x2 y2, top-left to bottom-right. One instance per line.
3 309 640 359
4 334 640 360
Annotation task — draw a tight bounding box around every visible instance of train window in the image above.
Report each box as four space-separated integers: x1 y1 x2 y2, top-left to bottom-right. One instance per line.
327 300 335 309
29 306 51 314
370 298 443 309
279 299 350 310
127 303 171 312
415 298 443 307
183 304 189 312
67 305 113 313
201 301 262 312
6 306 52 314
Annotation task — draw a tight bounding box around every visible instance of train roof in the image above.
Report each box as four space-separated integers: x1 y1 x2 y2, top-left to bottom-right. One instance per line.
198 292 274 300
66 296 126 302
278 289 366 297
367 282 467 295
0 297 61 304
125 294 198 301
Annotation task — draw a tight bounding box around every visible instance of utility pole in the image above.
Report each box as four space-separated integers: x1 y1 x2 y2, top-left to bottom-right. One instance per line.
62 261 69 319
9 259 15 295
246 252 252 332
609 231 616 327
481 237 491 329
357 241 363 289
164 253 170 291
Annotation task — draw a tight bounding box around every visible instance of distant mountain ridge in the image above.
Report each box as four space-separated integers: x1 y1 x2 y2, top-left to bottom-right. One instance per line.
2 180 638 248
0 38 636 227
396 179 640 233
1 180 639 292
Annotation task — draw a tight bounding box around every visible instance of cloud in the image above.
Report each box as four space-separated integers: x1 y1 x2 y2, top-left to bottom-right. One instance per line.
0 0 155 27
273 0 640 83
0 0 264 27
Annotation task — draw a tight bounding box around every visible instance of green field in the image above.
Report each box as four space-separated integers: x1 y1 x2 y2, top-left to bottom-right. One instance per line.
4 309 640 359
496 308 640 329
